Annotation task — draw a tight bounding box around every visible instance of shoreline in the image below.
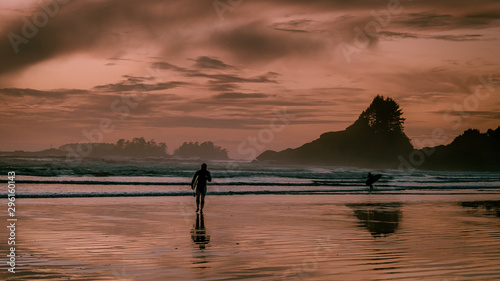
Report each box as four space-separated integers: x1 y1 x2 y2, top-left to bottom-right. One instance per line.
2 189 500 198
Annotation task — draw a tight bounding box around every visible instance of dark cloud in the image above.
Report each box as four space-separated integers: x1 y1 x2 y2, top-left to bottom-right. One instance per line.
92 75 187 94
152 61 275 83
93 80 187 93
394 11 500 31
380 31 483 41
0 85 186 131
465 10 500 20
152 61 278 92
213 92 270 99
0 84 311 131
212 21 327 63
379 31 419 39
151 62 189 73
323 8 498 50
432 110 500 120
397 13 457 29
191 73 277 83
325 87 366 92
0 88 99 127
121 75 156 82
265 0 500 12
269 19 315 33
0 87 87 98
1 0 499 77
207 82 238 92
0 0 214 76
192 56 235 70
430 34 483 41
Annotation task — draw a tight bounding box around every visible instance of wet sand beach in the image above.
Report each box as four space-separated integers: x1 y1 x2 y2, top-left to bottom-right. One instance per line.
2 194 500 280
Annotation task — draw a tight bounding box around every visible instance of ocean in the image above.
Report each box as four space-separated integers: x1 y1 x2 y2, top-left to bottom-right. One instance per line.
1 157 500 197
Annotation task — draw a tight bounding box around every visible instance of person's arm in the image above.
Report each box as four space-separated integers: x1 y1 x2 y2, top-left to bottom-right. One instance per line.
207 171 212 182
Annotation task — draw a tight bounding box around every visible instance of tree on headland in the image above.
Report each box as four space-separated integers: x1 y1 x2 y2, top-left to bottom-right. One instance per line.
354 95 406 135
344 95 413 160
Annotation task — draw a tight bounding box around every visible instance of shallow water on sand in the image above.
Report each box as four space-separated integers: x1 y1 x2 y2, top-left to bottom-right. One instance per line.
2 194 500 280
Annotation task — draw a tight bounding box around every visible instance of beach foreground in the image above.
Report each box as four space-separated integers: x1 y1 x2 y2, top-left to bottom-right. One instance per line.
2 194 500 280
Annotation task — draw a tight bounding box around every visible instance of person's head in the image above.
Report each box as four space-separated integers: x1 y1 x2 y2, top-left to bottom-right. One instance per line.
201 163 207 170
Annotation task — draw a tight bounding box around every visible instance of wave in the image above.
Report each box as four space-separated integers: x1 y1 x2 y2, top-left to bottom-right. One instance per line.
4 189 500 198
2 161 500 199
5 179 500 188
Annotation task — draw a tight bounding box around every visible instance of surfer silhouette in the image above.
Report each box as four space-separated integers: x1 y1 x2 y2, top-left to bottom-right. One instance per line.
191 163 212 213
366 172 382 190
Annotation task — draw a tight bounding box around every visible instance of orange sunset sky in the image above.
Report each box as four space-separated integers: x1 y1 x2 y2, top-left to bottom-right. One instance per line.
0 0 499 159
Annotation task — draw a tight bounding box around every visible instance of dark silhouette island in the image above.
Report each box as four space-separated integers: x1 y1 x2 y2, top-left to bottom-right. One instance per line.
419 127 500 171
60 137 168 158
257 95 414 168
0 138 230 160
257 95 500 171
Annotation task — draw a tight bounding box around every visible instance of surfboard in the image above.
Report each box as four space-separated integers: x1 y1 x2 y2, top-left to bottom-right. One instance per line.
365 173 382 186
192 175 199 190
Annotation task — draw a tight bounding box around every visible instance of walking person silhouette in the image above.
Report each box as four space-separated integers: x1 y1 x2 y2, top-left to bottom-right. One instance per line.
191 163 212 213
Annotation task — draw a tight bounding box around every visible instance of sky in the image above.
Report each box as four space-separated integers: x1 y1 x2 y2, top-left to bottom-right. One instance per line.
0 0 499 159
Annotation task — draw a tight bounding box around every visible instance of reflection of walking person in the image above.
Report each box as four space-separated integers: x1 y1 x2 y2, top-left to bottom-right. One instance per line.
191 213 210 249
191 163 212 213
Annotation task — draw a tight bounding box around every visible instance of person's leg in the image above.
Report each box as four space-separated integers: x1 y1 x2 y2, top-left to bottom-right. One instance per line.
195 190 200 212
198 186 207 212
200 193 205 212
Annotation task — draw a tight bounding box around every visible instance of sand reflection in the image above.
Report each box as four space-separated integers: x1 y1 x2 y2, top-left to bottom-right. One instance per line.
461 200 500 217
347 203 402 237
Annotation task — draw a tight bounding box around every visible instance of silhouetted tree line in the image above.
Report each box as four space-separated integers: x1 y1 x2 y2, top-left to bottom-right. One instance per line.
356 95 406 135
57 137 168 158
114 138 167 157
420 126 500 171
52 138 228 159
174 141 229 160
